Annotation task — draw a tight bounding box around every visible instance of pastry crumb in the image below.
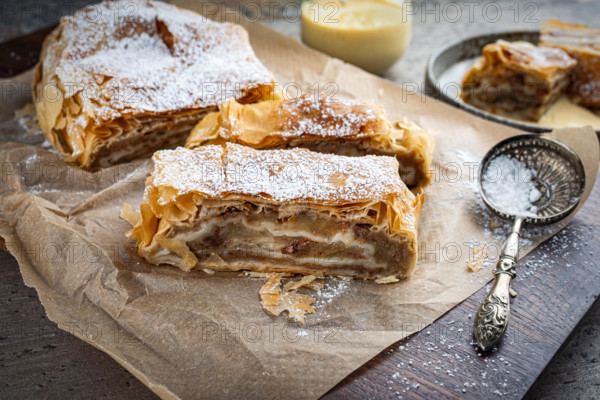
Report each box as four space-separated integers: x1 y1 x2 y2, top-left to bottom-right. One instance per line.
375 276 400 284
284 275 318 291
120 203 140 226
259 273 315 324
467 246 485 272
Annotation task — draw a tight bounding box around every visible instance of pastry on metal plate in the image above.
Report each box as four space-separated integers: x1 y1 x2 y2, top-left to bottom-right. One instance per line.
461 40 576 121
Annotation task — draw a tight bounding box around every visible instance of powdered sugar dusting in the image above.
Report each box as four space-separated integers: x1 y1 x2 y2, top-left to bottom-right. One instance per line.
151 144 224 199
44 0 273 123
495 40 576 71
278 95 384 139
224 142 406 204
150 143 413 206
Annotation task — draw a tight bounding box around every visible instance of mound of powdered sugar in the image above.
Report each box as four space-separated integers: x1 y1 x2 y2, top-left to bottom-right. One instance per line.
481 155 542 218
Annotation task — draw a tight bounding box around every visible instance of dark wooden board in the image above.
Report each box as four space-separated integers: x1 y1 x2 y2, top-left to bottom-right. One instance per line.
1 27 599 400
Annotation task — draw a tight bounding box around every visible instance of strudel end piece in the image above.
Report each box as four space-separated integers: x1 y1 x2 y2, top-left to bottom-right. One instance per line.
540 20 600 110
33 0 275 169
461 40 576 121
185 95 434 192
128 143 423 280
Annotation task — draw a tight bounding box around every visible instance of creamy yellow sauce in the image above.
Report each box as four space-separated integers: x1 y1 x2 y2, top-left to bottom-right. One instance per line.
536 96 600 130
301 0 412 75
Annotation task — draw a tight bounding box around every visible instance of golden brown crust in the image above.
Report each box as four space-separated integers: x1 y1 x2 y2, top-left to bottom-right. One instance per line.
33 0 275 169
461 40 576 121
127 144 422 280
540 20 600 109
185 95 434 191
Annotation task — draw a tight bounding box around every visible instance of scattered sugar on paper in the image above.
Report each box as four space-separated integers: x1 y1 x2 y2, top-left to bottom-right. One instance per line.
14 103 53 149
312 278 350 311
14 103 41 137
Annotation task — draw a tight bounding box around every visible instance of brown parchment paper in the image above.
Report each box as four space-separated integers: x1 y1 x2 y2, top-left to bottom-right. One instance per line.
0 6 599 399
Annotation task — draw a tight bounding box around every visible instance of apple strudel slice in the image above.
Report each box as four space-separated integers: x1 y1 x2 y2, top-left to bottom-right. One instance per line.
461 40 576 121
127 143 423 280
540 20 600 110
33 0 275 169
185 95 434 192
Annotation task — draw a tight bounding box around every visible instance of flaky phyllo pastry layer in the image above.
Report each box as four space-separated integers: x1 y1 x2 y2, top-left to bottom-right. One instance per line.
185 95 434 192
127 143 423 280
33 0 275 169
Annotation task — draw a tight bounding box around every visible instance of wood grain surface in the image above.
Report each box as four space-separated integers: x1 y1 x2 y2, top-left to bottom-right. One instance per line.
1 23 599 400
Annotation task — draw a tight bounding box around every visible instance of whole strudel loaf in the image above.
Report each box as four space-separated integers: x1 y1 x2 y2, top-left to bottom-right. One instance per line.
127 143 423 280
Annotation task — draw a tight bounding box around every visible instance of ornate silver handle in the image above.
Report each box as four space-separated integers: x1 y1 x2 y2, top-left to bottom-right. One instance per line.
474 217 523 351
